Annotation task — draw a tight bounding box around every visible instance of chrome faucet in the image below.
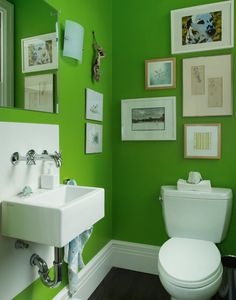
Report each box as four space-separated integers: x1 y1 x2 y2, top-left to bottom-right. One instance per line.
11 149 62 168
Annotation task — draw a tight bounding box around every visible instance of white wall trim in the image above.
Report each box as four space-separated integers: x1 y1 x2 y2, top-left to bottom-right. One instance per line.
53 240 160 300
111 240 160 275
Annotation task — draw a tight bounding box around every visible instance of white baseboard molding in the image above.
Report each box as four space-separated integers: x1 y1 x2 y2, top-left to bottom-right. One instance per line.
53 240 160 300
111 240 159 275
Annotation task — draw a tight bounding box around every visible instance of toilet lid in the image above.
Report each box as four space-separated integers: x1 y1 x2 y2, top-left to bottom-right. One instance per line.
158 238 221 285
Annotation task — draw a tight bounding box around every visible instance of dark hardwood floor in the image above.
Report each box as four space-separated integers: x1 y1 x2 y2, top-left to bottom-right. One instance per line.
88 268 223 300
88 268 170 300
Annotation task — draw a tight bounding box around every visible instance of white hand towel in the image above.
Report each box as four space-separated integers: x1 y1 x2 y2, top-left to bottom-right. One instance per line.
64 227 93 297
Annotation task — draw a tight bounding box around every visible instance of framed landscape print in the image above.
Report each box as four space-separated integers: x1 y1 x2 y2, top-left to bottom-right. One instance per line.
22 32 58 73
86 88 103 121
183 54 232 117
145 58 176 90
171 1 234 54
121 97 176 141
184 124 221 159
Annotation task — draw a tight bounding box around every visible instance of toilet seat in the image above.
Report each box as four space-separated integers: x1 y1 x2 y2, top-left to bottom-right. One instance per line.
158 237 223 289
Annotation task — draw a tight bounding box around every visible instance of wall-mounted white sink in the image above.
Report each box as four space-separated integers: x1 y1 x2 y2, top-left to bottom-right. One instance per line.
1 185 105 247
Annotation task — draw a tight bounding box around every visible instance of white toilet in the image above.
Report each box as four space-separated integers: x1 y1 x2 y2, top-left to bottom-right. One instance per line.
158 186 232 300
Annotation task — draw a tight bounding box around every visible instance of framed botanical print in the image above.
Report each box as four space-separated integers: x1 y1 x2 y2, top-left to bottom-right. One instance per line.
86 88 103 121
24 74 54 113
86 123 103 154
183 54 232 117
145 58 176 90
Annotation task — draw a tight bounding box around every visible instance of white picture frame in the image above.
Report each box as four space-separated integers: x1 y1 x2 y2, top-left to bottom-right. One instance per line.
21 32 58 73
121 97 176 141
183 54 232 117
145 58 176 90
171 1 234 54
184 124 221 159
24 74 54 113
86 123 103 154
86 88 103 121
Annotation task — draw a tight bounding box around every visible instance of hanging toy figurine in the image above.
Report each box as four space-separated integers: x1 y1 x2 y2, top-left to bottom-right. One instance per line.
92 31 105 82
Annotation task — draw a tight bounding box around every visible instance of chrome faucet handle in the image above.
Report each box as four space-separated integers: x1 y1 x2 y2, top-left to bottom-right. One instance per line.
11 152 20 165
26 149 36 165
53 151 62 168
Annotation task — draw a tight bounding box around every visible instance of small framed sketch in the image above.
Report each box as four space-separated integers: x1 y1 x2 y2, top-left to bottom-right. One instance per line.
86 123 103 154
22 32 58 73
86 88 103 121
171 1 234 54
145 58 176 90
183 54 232 117
121 97 176 141
24 74 54 113
184 124 221 159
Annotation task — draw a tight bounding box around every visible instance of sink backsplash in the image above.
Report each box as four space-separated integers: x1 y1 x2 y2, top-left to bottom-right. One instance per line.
0 122 59 300
0 122 59 200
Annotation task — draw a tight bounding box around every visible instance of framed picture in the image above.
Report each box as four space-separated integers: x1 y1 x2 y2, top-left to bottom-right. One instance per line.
183 54 232 117
121 97 176 141
86 88 103 121
86 123 103 154
145 58 176 90
24 74 54 113
22 32 58 73
171 1 234 54
184 124 221 159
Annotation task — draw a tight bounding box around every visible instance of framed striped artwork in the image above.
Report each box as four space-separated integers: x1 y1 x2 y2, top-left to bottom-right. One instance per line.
184 124 221 159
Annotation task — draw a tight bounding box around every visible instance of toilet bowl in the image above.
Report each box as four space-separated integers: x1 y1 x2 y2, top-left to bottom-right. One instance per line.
158 237 223 300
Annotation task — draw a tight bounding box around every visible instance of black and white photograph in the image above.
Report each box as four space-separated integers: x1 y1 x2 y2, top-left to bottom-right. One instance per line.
122 97 176 141
132 107 165 131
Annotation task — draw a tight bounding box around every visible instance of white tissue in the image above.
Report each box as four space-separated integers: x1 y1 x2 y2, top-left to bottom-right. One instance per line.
187 171 202 184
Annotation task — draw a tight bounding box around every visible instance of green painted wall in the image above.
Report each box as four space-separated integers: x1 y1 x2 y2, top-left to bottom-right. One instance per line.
112 0 236 255
2 0 236 298
1 0 112 299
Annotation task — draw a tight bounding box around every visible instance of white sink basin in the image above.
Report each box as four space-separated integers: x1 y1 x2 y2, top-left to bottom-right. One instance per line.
1 185 105 247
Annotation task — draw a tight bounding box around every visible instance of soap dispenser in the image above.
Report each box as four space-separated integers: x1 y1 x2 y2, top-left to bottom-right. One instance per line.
41 162 59 189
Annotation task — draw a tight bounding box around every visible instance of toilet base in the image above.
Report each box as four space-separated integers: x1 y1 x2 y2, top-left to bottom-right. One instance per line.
159 270 221 300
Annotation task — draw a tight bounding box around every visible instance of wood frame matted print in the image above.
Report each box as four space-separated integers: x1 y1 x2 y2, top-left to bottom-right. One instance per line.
22 32 58 73
171 1 234 54
145 58 176 90
184 124 221 159
121 97 176 141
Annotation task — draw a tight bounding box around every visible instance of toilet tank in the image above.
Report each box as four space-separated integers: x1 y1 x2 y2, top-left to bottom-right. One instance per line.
161 186 232 243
